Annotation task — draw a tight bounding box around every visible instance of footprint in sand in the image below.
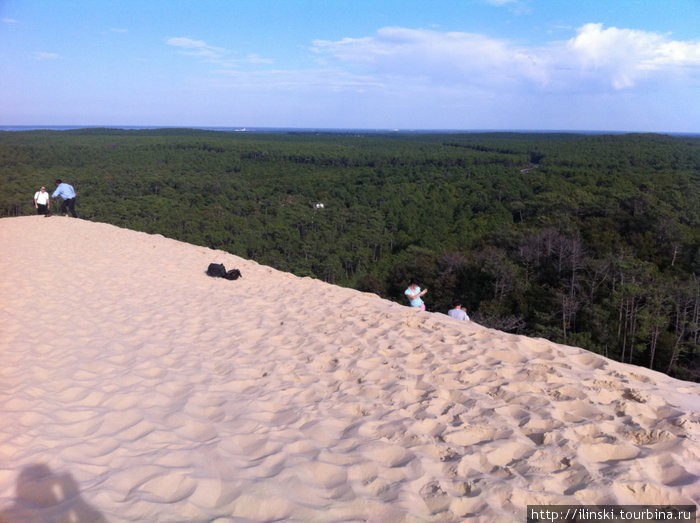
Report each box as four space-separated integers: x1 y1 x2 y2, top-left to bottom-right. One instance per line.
486 440 534 467
361 441 415 468
309 353 340 372
443 424 498 446
641 454 699 487
578 441 640 462
550 399 604 423
419 480 451 515
611 480 691 505
410 418 447 438
621 427 675 446
567 351 608 370
296 461 348 489
520 417 564 445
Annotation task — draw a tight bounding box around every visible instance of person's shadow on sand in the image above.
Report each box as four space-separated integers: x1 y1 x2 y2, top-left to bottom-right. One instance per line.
0 463 105 523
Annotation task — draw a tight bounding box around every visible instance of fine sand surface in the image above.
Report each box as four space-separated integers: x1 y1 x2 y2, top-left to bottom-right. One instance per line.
1 216 699 522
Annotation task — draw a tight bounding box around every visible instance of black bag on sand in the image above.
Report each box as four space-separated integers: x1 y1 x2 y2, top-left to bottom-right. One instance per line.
207 263 242 280
207 263 228 278
226 269 242 280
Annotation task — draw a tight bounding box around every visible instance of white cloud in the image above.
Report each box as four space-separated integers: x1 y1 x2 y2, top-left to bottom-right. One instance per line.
166 37 273 67
246 53 274 65
312 27 549 86
159 24 699 131
567 23 700 89
312 24 700 93
482 0 530 15
212 68 382 92
34 52 59 60
166 37 226 60
2 18 19 23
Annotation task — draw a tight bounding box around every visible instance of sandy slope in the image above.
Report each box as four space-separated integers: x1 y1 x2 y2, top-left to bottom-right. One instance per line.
0 216 698 522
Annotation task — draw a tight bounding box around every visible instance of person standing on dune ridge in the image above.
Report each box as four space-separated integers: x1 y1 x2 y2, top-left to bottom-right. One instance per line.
33 186 51 215
52 179 78 218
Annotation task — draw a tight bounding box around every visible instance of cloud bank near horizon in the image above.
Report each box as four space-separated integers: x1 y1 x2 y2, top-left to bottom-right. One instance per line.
155 23 700 130
166 23 700 94
2 3 699 132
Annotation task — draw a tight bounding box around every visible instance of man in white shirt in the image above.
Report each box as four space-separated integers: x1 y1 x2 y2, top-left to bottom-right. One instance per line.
34 186 51 215
447 300 469 321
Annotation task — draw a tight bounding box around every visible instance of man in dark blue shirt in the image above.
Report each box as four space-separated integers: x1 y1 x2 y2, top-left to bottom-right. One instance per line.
52 179 78 217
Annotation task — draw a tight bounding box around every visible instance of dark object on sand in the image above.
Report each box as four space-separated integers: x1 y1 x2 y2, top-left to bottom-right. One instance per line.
207 263 242 280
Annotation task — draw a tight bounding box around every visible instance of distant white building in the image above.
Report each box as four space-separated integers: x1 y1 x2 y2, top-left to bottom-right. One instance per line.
314 203 325 209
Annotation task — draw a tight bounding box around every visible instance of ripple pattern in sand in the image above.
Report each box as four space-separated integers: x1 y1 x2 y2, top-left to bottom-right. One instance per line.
1 217 699 522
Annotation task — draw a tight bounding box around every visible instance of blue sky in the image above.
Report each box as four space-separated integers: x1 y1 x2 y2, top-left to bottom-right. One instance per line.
1 0 699 132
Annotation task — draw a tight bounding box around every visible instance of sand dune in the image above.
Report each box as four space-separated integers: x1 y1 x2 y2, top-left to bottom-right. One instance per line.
0 216 698 522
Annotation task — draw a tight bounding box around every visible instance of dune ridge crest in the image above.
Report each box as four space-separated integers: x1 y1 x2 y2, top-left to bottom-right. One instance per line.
1 216 698 521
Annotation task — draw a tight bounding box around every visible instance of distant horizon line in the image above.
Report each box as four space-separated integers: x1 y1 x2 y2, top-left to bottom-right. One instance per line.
1 125 698 137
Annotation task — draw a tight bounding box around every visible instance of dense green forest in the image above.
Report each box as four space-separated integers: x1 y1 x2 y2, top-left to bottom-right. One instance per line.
1 129 698 380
